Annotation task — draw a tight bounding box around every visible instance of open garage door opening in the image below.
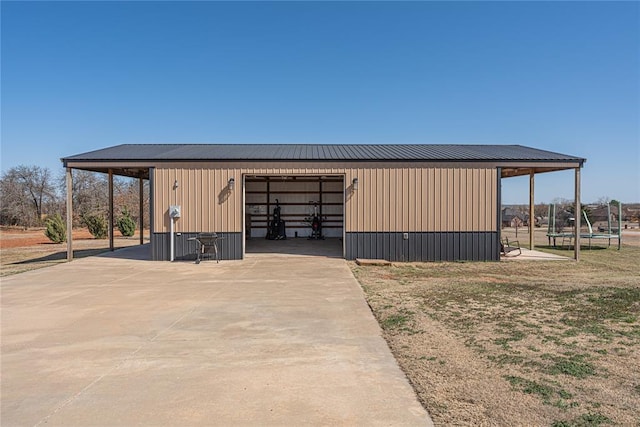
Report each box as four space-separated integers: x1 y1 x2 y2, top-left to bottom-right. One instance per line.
244 175 344 258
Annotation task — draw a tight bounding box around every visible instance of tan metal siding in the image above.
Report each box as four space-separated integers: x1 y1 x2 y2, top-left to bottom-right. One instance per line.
345 166 496 233
153 167 243 233
153 164 497 234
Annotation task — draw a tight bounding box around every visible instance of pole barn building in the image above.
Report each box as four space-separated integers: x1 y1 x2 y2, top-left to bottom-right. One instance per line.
61 144 585 262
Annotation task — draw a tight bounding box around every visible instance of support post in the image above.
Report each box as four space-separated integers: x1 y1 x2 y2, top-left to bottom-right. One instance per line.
66 168 73 261
574 167 581 261
139 176 144 245
497 168 502 260
618 201 622 250
529 170 535 250
109 169 114 251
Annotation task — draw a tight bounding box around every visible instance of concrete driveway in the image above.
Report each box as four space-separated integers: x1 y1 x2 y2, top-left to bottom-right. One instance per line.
1 245 431 426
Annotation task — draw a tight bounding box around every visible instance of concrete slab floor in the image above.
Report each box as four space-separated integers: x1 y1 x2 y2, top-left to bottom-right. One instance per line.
245 237 343 258
501 248 571 261
1 244 432 426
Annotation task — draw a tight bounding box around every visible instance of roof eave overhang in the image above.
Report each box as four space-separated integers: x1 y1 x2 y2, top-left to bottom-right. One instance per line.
500 160 585 178
62 157 585 178
63 157 585 165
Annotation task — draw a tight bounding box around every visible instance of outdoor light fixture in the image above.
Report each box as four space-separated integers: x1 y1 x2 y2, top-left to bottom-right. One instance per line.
228 177 235 190
352 177 359 190
173 179 179 189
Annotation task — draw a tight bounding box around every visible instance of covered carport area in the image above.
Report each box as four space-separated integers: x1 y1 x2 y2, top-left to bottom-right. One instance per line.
500 162 584 260
62 163 150 261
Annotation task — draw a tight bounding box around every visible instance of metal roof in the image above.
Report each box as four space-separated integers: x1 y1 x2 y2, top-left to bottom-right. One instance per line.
62 144 585 164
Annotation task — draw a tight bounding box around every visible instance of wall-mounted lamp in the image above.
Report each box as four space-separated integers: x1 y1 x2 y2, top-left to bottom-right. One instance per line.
173 179 179 190
228 177 235 190
352 177 359 190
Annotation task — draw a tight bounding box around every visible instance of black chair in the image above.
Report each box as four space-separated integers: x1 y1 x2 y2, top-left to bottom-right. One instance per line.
500 237 521 257
190 233 222 264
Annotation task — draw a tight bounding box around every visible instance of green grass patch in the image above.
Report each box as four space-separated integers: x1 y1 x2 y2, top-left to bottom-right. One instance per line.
560 287 640 328
505 375 555 399
381 313 410 329
379 308 420 334
551 412 611 426
494 330 527 349
488 353 526 366
548 359 596 379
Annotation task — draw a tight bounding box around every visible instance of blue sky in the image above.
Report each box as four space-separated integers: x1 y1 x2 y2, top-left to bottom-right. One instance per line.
1 1 638 204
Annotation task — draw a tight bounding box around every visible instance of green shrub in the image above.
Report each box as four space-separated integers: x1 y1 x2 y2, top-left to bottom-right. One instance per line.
82 213 108 239
44 214 66 243
117 208 136 237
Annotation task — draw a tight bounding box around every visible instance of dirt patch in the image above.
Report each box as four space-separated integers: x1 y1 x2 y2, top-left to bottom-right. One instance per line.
621 230 640 247
352 244 640 426
0 227 97 249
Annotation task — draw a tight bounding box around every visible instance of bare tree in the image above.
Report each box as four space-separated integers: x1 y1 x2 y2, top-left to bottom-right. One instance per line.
534 203 549 219
114 178 150 229
0 165 58 227
551 197 573 206
58 170 108 226
58 170 150 229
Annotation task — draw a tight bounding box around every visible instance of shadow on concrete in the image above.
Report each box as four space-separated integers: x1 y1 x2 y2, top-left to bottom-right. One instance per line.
10 244 152 265
245 238 343 258
98 244 152 261
542 245 609 251
10 248 115 264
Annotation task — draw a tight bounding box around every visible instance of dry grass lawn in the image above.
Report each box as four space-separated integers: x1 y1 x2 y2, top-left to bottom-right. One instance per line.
0 227 146 276
351 230 640 426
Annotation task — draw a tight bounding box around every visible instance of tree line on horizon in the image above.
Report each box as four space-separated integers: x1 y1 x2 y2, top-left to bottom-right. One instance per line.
0 165 149 234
